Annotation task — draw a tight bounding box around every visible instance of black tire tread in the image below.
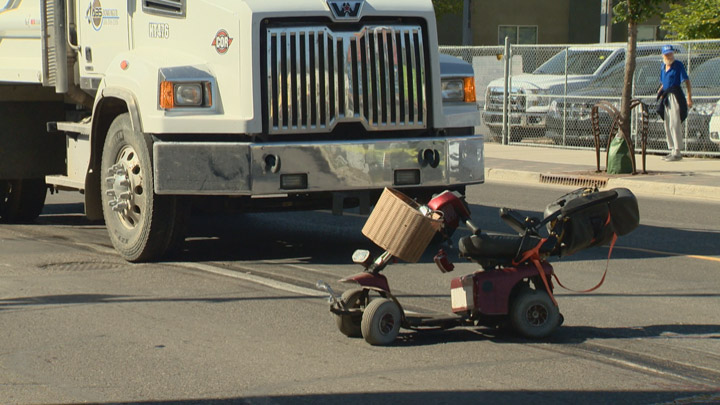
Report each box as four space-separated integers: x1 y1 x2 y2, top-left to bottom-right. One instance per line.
509 288 560 339
101 113 185 262
335 288 365 338
0 179 47 223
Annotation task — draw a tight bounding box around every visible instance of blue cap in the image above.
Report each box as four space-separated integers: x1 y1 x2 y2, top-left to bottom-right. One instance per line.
662 45 675 55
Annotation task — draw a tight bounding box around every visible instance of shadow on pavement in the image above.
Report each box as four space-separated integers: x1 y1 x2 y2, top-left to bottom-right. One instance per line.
0 293 318 311
35 201 719 264
84 390 719 405
389 323 720 347
465 203 720 260
548 323 720 343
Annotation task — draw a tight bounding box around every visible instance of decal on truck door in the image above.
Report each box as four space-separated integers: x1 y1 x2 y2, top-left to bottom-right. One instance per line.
85 0 119 31
212 30 233 54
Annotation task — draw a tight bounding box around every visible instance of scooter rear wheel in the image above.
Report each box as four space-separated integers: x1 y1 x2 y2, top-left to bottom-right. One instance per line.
510 288 560 339
335 288 366 338
361 298 401 346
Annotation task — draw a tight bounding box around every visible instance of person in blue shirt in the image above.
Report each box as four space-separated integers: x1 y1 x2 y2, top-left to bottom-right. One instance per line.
657 45 693 161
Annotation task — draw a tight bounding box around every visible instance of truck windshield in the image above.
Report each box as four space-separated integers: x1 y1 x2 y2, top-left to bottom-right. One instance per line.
587 66 624 90
534 50 614 75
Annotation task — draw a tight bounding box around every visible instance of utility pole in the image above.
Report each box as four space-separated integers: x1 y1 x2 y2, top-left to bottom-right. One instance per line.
462 0 471 45
599 0 613 43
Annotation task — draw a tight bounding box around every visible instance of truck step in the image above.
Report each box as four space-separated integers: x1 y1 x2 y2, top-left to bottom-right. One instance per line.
46 175 85 191
47 119 92 136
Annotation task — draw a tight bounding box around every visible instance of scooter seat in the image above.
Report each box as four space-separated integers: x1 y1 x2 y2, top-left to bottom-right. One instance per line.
458 233 544 261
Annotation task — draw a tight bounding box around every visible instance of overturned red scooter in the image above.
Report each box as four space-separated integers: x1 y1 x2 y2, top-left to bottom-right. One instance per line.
317 187 639 346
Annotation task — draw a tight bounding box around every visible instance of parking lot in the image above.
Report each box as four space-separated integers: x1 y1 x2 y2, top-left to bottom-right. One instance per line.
441 40 720 155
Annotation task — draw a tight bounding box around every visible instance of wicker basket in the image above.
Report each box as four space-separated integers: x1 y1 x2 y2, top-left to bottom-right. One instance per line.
362 188 443 263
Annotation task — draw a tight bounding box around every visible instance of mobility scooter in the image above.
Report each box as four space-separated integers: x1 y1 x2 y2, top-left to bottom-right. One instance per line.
318 187 639 345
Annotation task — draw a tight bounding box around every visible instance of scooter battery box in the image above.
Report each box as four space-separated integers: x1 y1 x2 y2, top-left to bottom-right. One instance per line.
451 275 475 313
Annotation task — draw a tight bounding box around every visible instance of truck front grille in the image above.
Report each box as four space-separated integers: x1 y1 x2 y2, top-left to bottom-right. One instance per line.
266 25 427 134
486 87 526 112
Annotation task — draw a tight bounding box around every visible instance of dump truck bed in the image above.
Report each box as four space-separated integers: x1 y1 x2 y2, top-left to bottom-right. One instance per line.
0 1 44 84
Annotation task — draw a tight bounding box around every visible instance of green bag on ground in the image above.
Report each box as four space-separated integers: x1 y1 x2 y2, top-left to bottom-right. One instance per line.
607 135 633 174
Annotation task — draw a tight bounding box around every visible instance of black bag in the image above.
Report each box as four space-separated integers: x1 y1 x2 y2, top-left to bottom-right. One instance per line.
544 188 639 257
608 188 639 236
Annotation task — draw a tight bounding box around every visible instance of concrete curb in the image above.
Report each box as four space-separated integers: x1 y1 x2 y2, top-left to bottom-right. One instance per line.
484 168 539 184
607 177 720 201
484 168 720 201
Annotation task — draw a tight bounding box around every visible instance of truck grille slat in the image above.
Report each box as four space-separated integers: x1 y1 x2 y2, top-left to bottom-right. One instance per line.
266 25 427 134
408 31 418 123
305 33 312 129
314 31 321 129
400 33 408 124
293 35 303 128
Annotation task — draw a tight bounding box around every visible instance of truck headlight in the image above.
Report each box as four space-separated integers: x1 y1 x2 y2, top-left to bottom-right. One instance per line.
160 81 213 109
442 77 476 103
527 89 549 107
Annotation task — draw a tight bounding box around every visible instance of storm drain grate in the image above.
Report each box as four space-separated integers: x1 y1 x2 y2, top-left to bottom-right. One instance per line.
37 261 128 272
540 174 608 188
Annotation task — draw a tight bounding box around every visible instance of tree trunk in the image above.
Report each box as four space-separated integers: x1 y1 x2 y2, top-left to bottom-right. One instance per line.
619 18 638 141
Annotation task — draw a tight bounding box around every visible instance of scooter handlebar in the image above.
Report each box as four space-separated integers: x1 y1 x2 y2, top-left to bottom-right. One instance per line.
465 219 482 236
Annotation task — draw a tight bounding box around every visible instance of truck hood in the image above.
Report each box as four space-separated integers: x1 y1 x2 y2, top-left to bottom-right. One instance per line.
439 54 474 78
227 0 435 20
487 74 595 94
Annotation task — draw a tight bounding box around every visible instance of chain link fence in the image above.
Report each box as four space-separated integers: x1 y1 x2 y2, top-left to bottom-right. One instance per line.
441 40 720 156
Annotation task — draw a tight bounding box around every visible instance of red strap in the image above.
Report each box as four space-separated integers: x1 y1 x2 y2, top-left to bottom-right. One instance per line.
532 258 558 307
553 232 618 293
512 238 558 307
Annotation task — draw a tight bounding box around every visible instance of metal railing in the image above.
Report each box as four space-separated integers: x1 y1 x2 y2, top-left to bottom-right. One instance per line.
441 40 720 156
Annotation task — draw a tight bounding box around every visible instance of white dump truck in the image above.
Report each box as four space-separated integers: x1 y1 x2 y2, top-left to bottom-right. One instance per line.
0 0 483 262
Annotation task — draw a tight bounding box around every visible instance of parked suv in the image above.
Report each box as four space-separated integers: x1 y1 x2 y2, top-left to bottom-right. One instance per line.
483 43 678 141
706 91 720 148
546 54 720 151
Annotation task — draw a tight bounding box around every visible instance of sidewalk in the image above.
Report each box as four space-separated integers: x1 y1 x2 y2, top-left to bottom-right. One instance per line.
483 143 720 201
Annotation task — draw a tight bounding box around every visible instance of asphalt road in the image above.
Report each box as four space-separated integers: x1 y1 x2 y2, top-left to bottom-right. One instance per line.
1 182 719 404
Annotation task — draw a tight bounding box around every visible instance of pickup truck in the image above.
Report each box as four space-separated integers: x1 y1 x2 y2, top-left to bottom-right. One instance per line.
483 43 677 141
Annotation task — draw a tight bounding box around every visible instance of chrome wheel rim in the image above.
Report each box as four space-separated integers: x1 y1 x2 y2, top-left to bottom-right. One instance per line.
105 145 145 230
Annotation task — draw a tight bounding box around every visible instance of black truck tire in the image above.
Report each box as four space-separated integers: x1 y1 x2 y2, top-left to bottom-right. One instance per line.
100 113 186 262
0 178 48 223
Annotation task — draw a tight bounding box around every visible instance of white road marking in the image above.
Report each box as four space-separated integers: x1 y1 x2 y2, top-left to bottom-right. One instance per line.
74 241 333 298
168 261 327 298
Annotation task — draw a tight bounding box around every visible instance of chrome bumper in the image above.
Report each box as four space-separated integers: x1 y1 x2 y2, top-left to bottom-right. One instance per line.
482 110 546 129
153 136 484 195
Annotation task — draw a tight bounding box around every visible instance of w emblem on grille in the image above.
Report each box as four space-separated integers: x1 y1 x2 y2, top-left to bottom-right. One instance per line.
327 0 364 20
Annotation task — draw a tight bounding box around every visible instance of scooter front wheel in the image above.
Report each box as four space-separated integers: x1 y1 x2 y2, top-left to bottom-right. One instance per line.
361 298 401 346
510 288 560 339
335 288 366 338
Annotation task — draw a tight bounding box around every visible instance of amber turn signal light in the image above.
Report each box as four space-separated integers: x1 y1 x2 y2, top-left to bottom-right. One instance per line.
463 77 476 103
160 81 175 110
